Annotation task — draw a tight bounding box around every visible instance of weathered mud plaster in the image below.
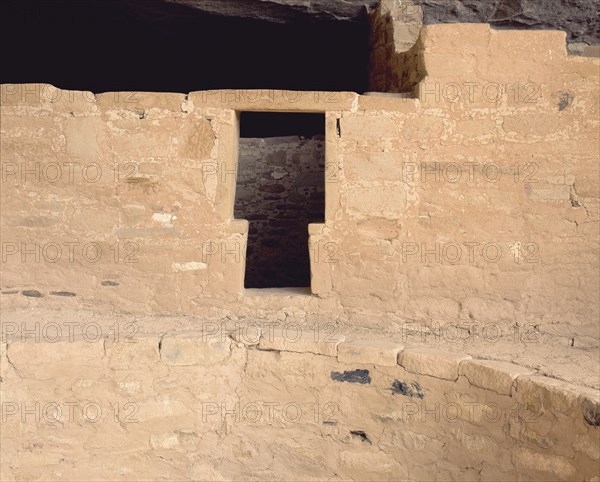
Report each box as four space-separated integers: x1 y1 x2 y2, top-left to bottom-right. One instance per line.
0 23 599 480
2 25 598 343
1 330 598 480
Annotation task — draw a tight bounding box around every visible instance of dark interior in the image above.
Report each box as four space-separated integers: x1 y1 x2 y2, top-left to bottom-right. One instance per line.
236 112 325 289
0 0 370 94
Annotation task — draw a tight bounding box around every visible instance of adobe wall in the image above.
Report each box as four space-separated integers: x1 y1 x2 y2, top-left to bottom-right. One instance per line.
1 329 599 480
1 24 599 344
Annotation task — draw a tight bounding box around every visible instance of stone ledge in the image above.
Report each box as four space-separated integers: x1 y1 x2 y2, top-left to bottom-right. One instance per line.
511 375 600 427
96 91 186 112
512 375 600 422
357 94 419 112
0 85 360 114
0 83 96 111
398 347 472 381
337 339 403 367
258 332 598 432
258 328 345 357
3 328 597 434
188 90 358 112
459 359 535 396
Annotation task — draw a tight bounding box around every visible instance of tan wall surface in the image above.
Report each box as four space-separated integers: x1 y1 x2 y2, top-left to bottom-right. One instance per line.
1 328 598 481
1 21 599 482
1 24 598 341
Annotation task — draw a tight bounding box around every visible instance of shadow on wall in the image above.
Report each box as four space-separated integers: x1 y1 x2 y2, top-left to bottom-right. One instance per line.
0 0 371 93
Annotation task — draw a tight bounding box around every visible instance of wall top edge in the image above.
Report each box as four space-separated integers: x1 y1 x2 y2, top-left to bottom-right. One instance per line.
0 84 366 112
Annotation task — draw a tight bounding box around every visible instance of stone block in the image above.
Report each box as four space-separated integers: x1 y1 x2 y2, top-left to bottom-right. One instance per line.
346 185 406 219
230 324 262 346
96 91 185 112
337 339 403 367
0 83 96 113
512 375 584 417
188 90 357 112
459 359 534 395
5 338 106 379
420 24 492 54
490 29 568 60
579 386 600 429
106 335 160 370
258 327 344 357
398 347 471 380
339 115 399 139
526 184 571 201
512 448 576 481
6 337 104 366
358 95 419 112
159 332 231 366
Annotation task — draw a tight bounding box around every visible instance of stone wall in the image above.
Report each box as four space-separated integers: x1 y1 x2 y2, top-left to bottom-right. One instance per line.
1 328 598 480
1 24 598 342
368 0 600 94
327 26 599 344
1 20 599 482
235 136 325 288
157 0 600 49
368 0 423 92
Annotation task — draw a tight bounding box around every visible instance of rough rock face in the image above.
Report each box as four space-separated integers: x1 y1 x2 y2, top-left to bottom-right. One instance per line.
163 0 599 45
420 0 599 45
163 0 380 23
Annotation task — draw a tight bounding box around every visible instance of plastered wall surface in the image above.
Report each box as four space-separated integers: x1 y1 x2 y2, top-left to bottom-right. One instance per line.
1 327 599 481
1 23 599 481
2 25 598 341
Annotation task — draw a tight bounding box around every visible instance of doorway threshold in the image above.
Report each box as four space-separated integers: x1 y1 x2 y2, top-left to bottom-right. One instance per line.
244 287 313 297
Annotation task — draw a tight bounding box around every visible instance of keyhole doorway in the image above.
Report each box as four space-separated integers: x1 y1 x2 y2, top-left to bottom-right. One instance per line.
235 112 326 288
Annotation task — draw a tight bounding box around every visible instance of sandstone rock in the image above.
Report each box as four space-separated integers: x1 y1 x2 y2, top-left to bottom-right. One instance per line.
106 335 161 370
420 0 598 46
459 359 534 395
399 348 471 380
1 21 599 479
6 338 106 379
512 448 576 481
157 0 598 48
162 0 380 23
159 332 231 366
512 375 584 417
337 339 403 366
258 327 344 357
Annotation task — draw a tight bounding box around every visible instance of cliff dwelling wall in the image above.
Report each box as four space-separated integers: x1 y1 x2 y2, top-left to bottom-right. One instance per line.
1 14 599 482
2 25 598 342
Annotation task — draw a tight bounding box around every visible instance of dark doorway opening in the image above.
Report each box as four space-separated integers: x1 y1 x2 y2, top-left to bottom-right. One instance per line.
236 112 325 289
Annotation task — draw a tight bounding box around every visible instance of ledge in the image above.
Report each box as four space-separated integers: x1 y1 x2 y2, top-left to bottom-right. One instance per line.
3 327 599 431
187 90 359 112
258 327 345 357
459 358 535 396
